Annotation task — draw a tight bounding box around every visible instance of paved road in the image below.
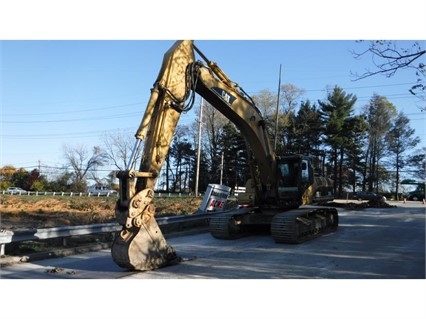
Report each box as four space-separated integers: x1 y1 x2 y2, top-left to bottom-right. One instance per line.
1 202 424 279
1 202 425 319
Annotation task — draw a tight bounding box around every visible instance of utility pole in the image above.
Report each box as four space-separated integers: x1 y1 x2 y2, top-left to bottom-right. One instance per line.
274 64 282 152
219 152 224 185
195 98 203 196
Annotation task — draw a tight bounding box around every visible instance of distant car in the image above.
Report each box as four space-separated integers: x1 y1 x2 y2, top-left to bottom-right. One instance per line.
407 191 425 201
6 187 28 195
87 185 117 196
354 191 386 202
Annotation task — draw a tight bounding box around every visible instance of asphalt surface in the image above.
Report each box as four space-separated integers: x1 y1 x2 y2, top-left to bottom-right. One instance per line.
1 201 424 279
1 201 425 319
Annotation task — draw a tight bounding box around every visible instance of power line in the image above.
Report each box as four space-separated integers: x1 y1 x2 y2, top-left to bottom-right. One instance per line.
1 127 136 139
2 102 144 117
2 106 197 126
304 82 418 93
2 111 142 124
2 82 419 118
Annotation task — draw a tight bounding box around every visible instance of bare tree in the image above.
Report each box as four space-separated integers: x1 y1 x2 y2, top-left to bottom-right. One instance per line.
280 83 305 113
102 129 135 170
62 144 109 191
386 111 420 200
351 40 425 109
202 100 228 182
252 89 277 119
169 125 196 192
277 84 305 153
362 94 397 191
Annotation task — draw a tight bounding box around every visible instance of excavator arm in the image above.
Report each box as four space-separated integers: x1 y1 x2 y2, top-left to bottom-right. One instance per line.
112 41 196 270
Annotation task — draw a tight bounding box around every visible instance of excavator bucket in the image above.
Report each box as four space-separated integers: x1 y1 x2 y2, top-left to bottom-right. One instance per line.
111 217 179 271
111 186 180 271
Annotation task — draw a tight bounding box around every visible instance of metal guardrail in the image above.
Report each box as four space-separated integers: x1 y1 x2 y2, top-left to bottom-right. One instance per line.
1 191 117 197
1 191 196 197
0 213 213 256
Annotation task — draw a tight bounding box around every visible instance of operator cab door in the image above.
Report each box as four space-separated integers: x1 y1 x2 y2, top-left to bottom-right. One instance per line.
278 156 313 195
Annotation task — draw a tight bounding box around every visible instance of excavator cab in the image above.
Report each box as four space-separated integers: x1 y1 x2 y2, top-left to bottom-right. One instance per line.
277 155 313 209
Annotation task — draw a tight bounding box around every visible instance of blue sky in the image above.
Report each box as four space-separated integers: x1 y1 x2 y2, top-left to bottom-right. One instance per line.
1 40 425 174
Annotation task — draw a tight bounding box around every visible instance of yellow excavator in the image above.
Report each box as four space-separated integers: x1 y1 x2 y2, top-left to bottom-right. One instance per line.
111 40 338 271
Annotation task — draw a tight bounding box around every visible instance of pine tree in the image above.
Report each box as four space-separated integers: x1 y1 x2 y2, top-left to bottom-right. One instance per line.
318 86 357 197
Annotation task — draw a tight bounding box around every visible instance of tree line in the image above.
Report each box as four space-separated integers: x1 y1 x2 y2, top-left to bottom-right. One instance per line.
1 85 424 200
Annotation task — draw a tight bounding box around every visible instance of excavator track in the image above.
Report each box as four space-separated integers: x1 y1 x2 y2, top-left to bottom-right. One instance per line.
209 213 245 239
271 207 338 243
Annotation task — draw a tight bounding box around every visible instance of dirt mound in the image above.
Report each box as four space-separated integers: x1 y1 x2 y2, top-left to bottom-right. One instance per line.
326 199 397 209
0 195 203 230
0 195 204 259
